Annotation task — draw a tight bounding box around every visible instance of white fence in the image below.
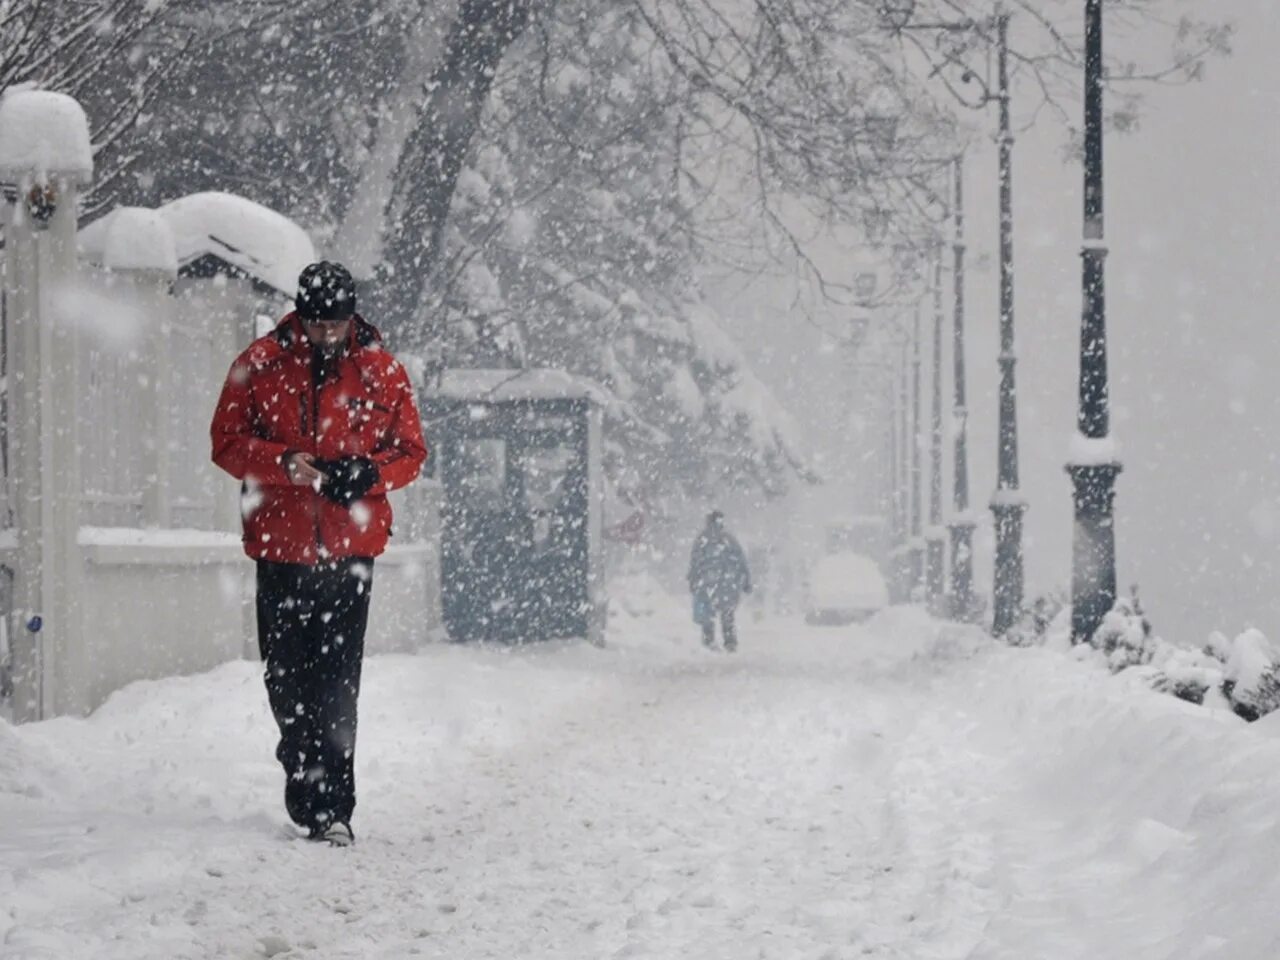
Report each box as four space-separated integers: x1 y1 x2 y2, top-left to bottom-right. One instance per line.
0 101 440 721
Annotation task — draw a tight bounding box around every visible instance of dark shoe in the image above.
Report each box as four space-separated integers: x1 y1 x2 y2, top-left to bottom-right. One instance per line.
309 820 355 847
285 776 309 827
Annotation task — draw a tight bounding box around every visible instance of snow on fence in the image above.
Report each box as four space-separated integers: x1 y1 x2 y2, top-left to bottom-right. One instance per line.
0 91 440 721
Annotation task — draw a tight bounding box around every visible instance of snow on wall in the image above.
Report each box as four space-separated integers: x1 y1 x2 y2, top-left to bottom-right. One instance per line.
0 89 92 184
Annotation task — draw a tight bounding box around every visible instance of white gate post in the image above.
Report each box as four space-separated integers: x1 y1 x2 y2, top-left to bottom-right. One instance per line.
0 92 94 719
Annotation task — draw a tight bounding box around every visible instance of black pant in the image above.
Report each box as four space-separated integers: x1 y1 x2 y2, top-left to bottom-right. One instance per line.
701 607 737 649
256 558 373 831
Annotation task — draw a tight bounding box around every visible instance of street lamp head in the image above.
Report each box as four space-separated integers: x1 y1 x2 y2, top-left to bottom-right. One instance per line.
877 0 916 32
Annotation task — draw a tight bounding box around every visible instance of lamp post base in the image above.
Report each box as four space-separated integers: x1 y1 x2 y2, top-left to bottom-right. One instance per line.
907 540 926 604
1067 461 1122 644
947 519 978 621
990 494 1026 635
925 527 947 610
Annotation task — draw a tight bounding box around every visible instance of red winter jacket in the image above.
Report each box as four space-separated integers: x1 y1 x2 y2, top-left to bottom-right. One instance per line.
211 313 427 564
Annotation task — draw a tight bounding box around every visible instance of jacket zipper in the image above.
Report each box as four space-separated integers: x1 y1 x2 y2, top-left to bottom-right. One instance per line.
310 372 324 558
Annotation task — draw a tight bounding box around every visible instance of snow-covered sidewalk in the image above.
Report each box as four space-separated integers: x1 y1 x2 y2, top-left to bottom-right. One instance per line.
4 604 1280 959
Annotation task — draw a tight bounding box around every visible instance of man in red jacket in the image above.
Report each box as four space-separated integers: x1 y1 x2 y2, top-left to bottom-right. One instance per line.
211 261 426 846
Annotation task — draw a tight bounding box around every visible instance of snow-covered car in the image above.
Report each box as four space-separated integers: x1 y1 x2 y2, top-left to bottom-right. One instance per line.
804 552 890 625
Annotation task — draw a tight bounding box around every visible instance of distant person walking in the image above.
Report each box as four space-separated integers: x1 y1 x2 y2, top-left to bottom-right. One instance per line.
211 261 426 845
688 510 752 651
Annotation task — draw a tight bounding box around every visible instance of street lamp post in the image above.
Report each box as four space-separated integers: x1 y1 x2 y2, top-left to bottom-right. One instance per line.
948 154 976 619
988 6 1025 636
895 336 912 598
879 0 1024 633
926 241 947 607
908 304 924 599
882 331 913 603
1068 0 1121 643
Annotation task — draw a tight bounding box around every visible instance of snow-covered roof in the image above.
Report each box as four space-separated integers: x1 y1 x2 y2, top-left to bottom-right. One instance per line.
158 192 315 295
101 207 178 276
0 89 93 185
433 368 608 405
79 193 315 295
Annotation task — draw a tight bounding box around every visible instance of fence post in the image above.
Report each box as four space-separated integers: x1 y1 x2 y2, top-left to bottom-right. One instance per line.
0 92 94 719
103 208 179 529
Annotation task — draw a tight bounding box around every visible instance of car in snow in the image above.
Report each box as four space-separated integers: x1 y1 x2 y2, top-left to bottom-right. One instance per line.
803 552 890 625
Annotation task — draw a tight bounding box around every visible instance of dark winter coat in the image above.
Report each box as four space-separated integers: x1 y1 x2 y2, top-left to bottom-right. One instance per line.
688 527 752 612
211 313 427 564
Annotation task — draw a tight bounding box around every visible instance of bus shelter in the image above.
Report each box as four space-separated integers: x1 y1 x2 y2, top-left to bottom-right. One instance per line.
425 369 606 645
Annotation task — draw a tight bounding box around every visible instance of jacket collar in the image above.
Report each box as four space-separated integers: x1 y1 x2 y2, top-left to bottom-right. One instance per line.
273 311 382 357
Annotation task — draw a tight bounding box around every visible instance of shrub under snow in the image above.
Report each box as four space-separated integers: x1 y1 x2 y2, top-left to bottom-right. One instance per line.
1088 595 1161 672
1221 628 1280 721
1005 592 1280 722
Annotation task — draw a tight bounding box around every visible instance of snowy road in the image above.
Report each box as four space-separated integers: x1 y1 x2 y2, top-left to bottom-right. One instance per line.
4 605 1280 959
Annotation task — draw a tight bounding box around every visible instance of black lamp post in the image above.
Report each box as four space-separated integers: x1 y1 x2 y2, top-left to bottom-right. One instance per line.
948 154 976 620
926 241 946 608
895 335 912 599
1067 0 1121 643
988 6 1025 636
877 0 1022 633
908 303 924 599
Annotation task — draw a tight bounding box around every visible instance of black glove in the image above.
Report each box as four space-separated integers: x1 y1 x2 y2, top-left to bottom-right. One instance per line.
317 456 378 507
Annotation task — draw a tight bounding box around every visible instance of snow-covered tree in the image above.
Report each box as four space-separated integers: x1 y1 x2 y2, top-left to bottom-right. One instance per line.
52 0 1229 498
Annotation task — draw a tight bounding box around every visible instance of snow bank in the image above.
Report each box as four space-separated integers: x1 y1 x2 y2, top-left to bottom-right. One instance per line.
7 600 1280 957
954 644 1280 958
0 719 56 798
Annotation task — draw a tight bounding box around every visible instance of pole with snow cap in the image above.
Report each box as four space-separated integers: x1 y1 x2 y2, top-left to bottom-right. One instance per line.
1068 0 1122 644
0 90 94 719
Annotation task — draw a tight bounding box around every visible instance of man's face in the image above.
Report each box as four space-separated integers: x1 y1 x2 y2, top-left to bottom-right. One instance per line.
303 318 351 354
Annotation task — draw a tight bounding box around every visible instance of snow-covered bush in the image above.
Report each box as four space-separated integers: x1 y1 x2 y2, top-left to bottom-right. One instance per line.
1221 628 1280 722
1143 644 1226 706
1004 592 1068 648
1089 594 1161 673
1000 590 1280 720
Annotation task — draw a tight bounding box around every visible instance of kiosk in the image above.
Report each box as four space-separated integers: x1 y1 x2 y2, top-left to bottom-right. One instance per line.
425 369 607 645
